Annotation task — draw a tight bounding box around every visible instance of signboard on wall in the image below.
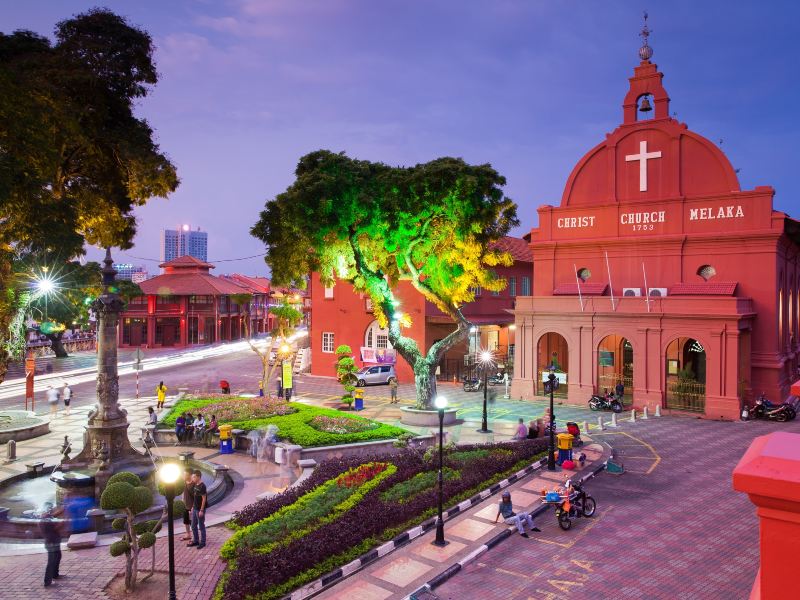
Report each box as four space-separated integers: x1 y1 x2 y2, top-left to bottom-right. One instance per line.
599 351 614 367
541 371 568 384
360 347 397 364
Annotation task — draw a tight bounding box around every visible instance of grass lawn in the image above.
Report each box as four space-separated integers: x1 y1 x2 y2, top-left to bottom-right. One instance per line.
159 396 409 447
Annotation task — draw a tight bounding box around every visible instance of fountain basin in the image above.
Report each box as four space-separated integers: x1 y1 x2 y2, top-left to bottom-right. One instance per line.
0 411 49 444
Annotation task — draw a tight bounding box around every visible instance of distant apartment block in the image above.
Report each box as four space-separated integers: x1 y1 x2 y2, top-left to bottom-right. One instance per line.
161 226 208 263
113 263 148 282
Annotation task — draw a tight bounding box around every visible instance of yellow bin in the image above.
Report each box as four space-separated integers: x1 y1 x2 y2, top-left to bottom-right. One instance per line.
219 424 233 441
557 432 574 450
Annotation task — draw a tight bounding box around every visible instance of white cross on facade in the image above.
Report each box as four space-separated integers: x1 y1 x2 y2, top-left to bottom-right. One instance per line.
625 140 662 192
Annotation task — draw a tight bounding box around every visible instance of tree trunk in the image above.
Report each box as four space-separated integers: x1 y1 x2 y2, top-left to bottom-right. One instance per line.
412 356 437 409
46 332 68 358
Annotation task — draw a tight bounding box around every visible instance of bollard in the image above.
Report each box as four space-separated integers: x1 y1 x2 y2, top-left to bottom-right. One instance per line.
655 404 662 417
597 416 605 431
609 413 618 427
6 439 16 462
582 421 589 434
630 409 636 423
642 406 649 419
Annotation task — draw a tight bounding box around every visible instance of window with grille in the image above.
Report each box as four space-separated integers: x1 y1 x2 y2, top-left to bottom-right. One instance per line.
697 265 716 281
521 277 531 295
376 334 389 349
509 277 517 296
322 332 334 353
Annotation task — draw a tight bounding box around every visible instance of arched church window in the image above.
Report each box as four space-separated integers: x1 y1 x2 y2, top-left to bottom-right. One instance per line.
697 265 716 281
577 268 591 282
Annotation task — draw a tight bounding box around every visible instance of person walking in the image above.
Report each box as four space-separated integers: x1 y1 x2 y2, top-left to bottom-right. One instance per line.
62 382 72 416
494 491 540 537
46 386 59 418
39 504 64 586
389 378 398 403
181 468 194 541
156 381 168 410
188 469 207 549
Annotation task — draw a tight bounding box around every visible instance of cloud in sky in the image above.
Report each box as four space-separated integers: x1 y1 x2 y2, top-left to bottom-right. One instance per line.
2 0 799 275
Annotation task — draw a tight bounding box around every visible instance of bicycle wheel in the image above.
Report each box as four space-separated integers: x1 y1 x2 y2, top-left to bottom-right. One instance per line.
558 511 572 531
579 496 596 517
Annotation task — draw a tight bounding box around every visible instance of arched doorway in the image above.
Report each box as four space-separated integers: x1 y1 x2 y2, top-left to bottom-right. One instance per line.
537 332 568 398
597 335 633 404
665 337 706 412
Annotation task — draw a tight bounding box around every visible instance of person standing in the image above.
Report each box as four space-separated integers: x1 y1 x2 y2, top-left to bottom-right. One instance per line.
258 379 264 397
39 504 64 586
615 381 625 402
181 468 194 541
62 382 72 416
156 381 168 410
389 378 398 403
46 386 59 417
188 469 207 549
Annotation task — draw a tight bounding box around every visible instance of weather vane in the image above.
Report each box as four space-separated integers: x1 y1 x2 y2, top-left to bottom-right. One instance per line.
638 11 653 61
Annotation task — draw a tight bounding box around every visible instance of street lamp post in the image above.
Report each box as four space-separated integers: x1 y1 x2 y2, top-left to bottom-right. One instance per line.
158 462 181 600
477 350 493 434
547 370 556 471
432 395 449 547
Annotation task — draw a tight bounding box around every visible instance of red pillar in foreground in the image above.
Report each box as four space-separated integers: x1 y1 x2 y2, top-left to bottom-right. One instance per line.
733 429 800 600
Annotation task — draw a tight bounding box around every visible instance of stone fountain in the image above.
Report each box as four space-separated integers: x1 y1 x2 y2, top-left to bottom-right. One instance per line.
53 249 153 503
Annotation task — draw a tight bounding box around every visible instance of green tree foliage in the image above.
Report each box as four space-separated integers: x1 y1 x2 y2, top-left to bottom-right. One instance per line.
252 151 518 408
335 345 359 406
0 8 178 382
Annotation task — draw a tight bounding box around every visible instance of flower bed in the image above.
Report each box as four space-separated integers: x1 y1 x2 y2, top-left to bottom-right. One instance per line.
160 398 408 447
216 439 548 600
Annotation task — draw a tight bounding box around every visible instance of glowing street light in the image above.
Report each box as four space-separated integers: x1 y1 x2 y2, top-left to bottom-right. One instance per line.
36 277 55 294
158 461 182 600
477 349 495 434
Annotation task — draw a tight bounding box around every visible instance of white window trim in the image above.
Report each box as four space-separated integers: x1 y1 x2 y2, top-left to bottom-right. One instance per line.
322 332 335 353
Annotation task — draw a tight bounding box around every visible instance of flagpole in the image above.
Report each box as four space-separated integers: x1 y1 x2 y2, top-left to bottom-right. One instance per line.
574 264 585 312
642 262 651 312
605 251 616 311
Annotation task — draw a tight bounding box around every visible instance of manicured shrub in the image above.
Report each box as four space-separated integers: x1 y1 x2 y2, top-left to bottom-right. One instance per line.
110 540 130 557
161 399 408 447
380 468 460 504
107 472 142 487
218 439 548 600
138 532 156 549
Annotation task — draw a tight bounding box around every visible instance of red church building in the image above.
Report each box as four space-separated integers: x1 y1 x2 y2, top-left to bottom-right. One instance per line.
309 237 532 383
510 39 800 420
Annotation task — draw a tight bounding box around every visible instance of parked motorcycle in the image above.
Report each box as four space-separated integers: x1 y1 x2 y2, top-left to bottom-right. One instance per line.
750 394 796 422
487 373 506 386
588 393 623 413
463 378 483 392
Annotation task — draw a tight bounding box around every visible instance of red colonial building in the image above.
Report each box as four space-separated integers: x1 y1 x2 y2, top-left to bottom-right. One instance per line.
510 43 800 420
309 237 533 383
119 256 273 348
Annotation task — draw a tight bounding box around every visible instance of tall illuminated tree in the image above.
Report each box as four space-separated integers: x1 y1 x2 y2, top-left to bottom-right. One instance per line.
252 150 518 409
0 9 179 382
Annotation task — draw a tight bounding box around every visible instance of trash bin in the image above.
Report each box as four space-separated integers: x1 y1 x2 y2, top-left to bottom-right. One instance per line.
556 432 574 464
219 424 234 454
354 388 364 411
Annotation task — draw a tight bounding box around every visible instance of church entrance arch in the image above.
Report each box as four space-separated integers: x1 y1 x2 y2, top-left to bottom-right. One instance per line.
537 332 569 398
597 335 633 404
665 337 706 412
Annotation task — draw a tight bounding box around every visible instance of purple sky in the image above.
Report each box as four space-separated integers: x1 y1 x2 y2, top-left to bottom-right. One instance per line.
4 1 798 275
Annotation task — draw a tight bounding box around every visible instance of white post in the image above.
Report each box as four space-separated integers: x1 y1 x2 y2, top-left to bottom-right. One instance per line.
642 406 649 419
597 416 605 431
582 421 589 435
609 413 618 428
655 404 662 417
630 409 636 423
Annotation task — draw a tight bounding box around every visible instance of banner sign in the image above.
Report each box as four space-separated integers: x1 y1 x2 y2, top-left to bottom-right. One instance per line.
541 371 568 384
360 347 396 364
282 361 293 389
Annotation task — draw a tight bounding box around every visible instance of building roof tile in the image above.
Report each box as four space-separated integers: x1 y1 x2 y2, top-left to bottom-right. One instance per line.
492 236 533 263
553 283 608 296
139 273 250 296
670 282 738 296
158 255 214 269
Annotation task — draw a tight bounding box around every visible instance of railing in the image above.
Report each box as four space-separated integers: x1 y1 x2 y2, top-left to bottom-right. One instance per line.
26 337 97 357
598 373 633 404
665 379 706 412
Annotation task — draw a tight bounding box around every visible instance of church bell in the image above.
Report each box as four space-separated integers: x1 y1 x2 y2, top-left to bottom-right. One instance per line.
639 96 653 112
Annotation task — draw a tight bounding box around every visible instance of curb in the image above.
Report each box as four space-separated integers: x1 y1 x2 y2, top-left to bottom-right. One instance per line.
281 456 549 600
406 449 612 600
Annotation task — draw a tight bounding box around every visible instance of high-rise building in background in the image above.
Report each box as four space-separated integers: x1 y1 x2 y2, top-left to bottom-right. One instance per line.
161 225 208 263
113 263 149 282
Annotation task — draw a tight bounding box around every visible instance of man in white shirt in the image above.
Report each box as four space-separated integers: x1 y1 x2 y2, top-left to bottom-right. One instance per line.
193 414 206 441
46 386 59 417
62 383 72 416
